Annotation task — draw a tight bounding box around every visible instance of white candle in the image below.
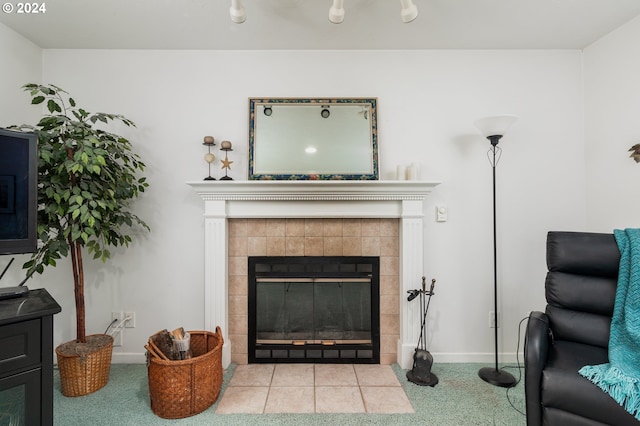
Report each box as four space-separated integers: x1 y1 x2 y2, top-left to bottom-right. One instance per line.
407 162 420 180
397 165 407 180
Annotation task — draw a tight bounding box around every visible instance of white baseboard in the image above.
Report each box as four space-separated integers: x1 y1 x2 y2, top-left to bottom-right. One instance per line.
112 352 147 364
106 351 524 366
399 341 524 369
429 352 524 364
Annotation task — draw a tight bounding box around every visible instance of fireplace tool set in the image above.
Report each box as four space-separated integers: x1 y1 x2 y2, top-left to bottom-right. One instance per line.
406 277 438 387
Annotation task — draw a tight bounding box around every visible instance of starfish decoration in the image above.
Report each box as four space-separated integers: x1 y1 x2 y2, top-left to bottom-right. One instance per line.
221 156 234 170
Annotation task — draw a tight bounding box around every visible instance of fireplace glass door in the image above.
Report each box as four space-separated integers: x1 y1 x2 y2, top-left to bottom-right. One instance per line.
249 256 380 363
256 278 372 344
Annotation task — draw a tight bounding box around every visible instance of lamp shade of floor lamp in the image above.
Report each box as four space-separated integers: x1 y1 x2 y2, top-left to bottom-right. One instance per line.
474 114 519 388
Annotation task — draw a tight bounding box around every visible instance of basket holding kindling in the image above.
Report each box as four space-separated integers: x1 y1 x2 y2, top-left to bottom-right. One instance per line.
145 326 224 419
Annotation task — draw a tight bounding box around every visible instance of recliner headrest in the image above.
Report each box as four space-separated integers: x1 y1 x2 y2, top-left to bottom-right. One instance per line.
546 231 620 278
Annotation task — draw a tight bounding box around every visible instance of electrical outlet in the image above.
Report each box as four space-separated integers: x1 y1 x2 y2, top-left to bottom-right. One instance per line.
124 311 136 328
110 311 124 346
489 311 500 328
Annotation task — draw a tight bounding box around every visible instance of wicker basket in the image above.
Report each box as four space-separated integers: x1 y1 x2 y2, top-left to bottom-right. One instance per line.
56 334 114 397
146 327 224 419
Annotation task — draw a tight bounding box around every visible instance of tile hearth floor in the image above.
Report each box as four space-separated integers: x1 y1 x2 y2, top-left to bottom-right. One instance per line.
216 363 415 414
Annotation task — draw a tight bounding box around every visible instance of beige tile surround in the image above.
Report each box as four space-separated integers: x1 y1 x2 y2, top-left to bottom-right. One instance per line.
227 218 400 365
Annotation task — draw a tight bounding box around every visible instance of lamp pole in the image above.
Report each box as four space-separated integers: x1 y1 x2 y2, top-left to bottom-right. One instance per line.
478 135 517 388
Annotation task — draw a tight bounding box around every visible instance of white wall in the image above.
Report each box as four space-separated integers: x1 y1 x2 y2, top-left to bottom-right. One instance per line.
0 23 45 303
0 35 587 362
584 15 640 231
32 48 586 363
0 23 41 126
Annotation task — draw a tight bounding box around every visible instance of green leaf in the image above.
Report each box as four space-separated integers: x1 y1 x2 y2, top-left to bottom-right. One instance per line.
20 83 150 279
47 99 61 114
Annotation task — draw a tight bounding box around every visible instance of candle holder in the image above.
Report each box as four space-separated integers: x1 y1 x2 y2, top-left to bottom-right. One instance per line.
203 136 216 181
220 140 234 181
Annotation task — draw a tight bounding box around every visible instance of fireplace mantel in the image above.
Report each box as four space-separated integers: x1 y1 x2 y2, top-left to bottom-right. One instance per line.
187 180 440 369
187 180 438 200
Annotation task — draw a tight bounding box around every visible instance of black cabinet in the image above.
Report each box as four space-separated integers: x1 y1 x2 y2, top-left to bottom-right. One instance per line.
0 289 61 426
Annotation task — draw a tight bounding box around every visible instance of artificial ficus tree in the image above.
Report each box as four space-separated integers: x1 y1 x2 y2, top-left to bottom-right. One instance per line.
15 84 150 344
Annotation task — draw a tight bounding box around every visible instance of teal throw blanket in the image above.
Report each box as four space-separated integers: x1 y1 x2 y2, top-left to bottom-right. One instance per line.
579 228 640 420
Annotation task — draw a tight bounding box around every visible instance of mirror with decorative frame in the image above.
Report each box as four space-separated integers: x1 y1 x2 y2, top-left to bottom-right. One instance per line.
248 98 378 180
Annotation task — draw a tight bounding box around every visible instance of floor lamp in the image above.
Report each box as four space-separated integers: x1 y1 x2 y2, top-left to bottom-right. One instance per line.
474 114 519 388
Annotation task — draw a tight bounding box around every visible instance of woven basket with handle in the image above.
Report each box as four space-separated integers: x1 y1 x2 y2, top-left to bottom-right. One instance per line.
145 327 224 419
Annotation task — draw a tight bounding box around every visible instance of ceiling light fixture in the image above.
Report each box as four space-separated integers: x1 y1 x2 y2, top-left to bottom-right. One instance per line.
232 0 417 24
230 0 246 24
329 0 345 24
400 0 418 23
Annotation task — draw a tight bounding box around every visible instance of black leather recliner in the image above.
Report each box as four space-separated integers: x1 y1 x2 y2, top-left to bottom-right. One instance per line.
524 231 639 425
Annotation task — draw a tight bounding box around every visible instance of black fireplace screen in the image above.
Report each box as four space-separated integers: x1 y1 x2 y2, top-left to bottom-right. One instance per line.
249 256 380 363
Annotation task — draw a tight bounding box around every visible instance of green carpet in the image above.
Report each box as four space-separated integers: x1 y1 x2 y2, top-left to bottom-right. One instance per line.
53 363 526 425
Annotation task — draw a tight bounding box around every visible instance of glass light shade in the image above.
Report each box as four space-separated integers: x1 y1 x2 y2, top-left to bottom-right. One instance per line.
400 0 418 23
474 115 519 138
230 0 246 23
329 0 345 24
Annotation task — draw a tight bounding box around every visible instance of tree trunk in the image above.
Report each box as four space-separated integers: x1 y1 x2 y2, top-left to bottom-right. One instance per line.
66 147 86 343
68 236 86 343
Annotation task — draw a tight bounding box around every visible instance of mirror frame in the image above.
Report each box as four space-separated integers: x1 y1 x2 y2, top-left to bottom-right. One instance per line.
248 97 378 180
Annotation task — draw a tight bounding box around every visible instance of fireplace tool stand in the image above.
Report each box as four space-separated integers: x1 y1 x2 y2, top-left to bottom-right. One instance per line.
406 277 438 387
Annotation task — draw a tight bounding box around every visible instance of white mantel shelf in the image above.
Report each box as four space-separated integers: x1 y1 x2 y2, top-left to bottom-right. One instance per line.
187 179 441 369
187 180 441 201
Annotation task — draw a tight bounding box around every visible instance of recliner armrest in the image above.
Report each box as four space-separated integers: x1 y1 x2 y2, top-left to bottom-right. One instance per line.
525 311 551 426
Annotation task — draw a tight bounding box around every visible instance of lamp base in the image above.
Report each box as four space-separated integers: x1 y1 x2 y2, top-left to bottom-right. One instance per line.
478 367 517 388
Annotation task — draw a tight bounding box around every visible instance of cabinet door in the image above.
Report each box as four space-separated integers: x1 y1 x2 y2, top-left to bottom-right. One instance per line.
0 368 41 426
0 319 40 374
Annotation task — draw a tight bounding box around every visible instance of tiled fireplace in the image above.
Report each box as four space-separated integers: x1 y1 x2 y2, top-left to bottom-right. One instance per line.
188 180 439 370
233 222 388 364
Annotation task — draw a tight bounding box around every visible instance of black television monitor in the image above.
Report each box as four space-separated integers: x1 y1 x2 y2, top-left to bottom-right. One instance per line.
0 127 37 255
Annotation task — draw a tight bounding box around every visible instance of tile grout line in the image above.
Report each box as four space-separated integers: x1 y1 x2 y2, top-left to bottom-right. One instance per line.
263 364 276 414
313 364 317 413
